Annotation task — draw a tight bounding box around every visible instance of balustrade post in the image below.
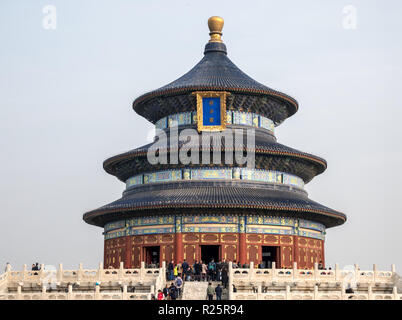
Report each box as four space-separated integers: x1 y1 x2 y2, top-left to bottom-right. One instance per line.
293 262 297 281
119 261 124 277
335 263 339 281
42 285 47 299
39 264 45 282
314 262 318 281
22 264 27 282
68 284 73 300
123 284 127 300
57 263 63 283
368 284 373 300
17 285 22 300
373 264 377 283
250 261 254 281
272 261 276 282
150 285 155 294
98 262 103 282
286 285 290 300
228 262 233 300
161 261 166 285
314 285 318 300
354 264 359 284
391 264 396 273
78 263 83 282
393 286 398 300
95 283 100 300
341 283 345 300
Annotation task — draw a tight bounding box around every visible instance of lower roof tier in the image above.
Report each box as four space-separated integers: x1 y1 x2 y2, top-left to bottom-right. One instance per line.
83 180 346 229
103 126 327 184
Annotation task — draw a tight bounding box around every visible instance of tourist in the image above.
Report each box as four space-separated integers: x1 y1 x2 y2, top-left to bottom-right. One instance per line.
31 263 36 271
4 262 11 272
222 259 229 270
151 294 156 300
174 264 179 279
221 267 228 289
318 261 324 270
182 259 189 279
201 261 207 281
175 275 183 297
177 261 182 278
194 260 202 281
168 260 174 280
185 266 193 281
216 261 222 281
169 282 178 300
163 284 169 299
215 284 223 300
157 289 165 300
232 260 238 269
208 259 216 281
207 282 214 300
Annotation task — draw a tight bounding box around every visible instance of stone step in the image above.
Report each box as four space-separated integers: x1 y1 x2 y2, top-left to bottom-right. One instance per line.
181 281 209 300
181 281 228 300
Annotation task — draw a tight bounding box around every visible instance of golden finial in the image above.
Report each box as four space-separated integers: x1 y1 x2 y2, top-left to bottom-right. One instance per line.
208 16 224 43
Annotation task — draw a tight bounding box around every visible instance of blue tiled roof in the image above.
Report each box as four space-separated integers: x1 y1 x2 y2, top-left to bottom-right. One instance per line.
133 42 298 118
83 180 345 228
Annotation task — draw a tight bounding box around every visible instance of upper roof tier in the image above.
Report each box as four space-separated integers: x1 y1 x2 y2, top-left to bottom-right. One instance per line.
132 17 298 125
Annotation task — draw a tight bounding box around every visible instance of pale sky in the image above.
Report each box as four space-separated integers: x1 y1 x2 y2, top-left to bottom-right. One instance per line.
0 0 401 271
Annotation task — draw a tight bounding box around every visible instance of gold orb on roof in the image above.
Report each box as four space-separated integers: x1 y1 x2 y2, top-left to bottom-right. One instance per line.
208 16 224 42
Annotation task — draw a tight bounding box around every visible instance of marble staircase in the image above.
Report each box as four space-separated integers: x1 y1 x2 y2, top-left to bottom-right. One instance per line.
181 281 228 300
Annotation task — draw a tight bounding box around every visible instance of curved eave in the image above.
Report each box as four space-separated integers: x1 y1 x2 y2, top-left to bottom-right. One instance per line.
102 146 327 180
132 86 298 121
84 203 345 228
83 182 345 228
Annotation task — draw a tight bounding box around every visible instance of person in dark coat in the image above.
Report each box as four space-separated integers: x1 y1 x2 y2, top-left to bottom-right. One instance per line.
215 284 223 300
182 259 189 279
208 259 216 281
163 284 169 299
194 260 202 281
221 267 228 289
168 260 174 281
169 283 178 300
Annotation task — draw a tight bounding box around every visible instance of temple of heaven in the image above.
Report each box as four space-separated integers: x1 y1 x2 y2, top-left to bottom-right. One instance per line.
83 16 346 269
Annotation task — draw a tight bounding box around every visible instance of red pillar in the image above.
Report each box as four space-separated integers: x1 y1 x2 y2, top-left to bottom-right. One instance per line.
174 215 183 264
321 239 325 268
293 236 298 268
174 233 183 264
125 236 132 268
239 233 246 265
103 239 107 267
238 216 246 265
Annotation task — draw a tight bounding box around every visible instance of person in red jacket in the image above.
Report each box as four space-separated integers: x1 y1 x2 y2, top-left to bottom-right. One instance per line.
157 290 165 300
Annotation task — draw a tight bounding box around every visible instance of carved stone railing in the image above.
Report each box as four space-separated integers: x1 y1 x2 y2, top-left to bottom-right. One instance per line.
0 291 153 300
228 262 398 300
232 289 402 300
0 261 166 300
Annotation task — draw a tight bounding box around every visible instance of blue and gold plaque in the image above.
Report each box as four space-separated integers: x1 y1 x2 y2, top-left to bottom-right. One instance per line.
193 91 229 131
